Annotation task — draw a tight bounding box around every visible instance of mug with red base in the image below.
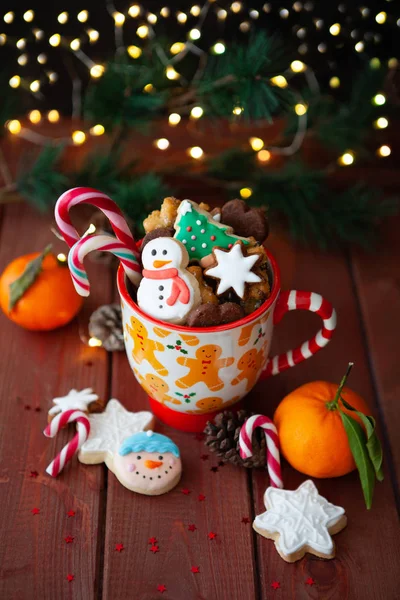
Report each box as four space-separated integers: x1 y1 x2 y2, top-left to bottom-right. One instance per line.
118 250 336 433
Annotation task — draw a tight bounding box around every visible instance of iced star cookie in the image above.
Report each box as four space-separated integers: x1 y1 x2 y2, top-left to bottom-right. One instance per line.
112 431 182 495
48 388 102 421
253 480 347 562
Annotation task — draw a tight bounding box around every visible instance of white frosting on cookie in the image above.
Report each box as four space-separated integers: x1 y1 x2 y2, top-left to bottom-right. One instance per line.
254 480 345 556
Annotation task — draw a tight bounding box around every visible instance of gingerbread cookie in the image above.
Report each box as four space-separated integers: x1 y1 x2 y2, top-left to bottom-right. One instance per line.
112 430 182 495
173 199 249 263
186 302 244 328
221 199 269 244
138 238 201 324
143 197 210 233
205 242 261 299
126 317 168 376
253 480 347 562
175 344 234 391
48 388 103 421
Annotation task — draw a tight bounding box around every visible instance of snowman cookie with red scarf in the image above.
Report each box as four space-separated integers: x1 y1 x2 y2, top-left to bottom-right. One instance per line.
138 238 201 324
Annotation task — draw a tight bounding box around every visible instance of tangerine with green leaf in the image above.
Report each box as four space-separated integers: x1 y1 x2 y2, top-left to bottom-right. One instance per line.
0 247 83 331
274 378 370 478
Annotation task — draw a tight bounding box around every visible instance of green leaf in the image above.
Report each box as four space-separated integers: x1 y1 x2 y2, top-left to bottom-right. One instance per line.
9 245 52 311
340 397 384 481
181 349 188 354
340 411 375 509
167 345 174 349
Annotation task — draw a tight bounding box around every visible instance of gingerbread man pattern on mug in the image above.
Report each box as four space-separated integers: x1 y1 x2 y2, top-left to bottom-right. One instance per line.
136 372 182 406
137 237 201 324
232 348 266 392
126 317 168 376
175 344 234 392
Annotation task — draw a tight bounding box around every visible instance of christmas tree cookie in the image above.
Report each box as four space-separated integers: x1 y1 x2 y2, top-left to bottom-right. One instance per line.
173 200 249 263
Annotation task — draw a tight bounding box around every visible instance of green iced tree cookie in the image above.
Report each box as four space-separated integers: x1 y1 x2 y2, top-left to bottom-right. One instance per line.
174 200 249 261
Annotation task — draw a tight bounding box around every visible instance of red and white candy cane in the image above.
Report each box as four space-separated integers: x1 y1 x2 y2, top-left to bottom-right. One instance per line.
239 415 283 489
68 234 142 296
261 290 337 378
43 410 90 477
55 187 140 257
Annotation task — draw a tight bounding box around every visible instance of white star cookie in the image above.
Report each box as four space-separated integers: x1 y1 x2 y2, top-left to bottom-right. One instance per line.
78 399 154 468
205 242 261 298
48 388 99 417
253 480 347 562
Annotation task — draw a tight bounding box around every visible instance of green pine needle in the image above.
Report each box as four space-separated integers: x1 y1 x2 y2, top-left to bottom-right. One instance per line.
207 148 256 181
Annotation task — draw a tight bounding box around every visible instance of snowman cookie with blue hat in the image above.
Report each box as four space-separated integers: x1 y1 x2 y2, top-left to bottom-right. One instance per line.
137 237 201 324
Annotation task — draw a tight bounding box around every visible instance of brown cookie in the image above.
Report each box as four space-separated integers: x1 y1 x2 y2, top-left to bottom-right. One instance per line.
143 198 211 233
187 266 218 305
141 227 174 250
186 302 244 327
241 244 271 315
221 199 269 243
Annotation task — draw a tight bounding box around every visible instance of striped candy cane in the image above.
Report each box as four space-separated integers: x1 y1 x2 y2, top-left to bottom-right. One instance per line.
68 234 142 296
239 415 283 489
55 187 140 258
261 290 337 378
43 410 90 477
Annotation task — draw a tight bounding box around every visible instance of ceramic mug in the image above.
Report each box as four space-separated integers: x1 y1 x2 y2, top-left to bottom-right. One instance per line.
118 250 336 432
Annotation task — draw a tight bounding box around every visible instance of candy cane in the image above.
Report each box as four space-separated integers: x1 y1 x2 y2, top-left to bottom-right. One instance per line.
68 234 142 296
239 415 283 488
55 187 140 258
43 410 90 477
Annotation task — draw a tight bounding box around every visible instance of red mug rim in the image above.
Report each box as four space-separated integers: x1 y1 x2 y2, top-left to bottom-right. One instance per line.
117 248 281 334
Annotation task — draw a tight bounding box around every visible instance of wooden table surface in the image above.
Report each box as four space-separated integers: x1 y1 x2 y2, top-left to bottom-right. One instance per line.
0 196 399 599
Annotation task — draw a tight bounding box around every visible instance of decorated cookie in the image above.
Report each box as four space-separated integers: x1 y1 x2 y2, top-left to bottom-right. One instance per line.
253 480 347 562
205 242 261 299
112 430 182 495
221 199 269 244
48 388 102 421
173 199 249 263
143 197 211 233
186 302 245 328
137 238 201 324
187 265 218 305
78 399 154 466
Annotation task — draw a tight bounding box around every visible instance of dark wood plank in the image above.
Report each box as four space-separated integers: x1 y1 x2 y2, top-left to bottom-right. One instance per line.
249 230 400 599
351 215 400 487
0 204 112 599
103 327 258 599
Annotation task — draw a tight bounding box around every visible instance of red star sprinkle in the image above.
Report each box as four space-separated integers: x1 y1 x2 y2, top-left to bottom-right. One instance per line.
305 577 315 586
210 466 219 473
191 566 200 574
29 470 39 478
115 543 124 552
218 460 225 467
66 574 74 582
200 454 209 461
67 510 75 518
157 584 167 593
188 524 197 532
208 532 217 540
24 405 31 411
148 537 158 544
271 581 280 590
64 535 74 544
198 494 206 501
150 545 159 554
181 488 191 495
194 432 205 441
241 517 250 524
31 507 40 515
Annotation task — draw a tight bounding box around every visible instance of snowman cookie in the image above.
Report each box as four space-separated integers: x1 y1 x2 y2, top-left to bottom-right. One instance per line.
112 430 182 495
138 238 201 324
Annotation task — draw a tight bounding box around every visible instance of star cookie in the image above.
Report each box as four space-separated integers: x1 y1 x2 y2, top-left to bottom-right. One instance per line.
78 399 154 468
253 480 347 562
48 388 101 420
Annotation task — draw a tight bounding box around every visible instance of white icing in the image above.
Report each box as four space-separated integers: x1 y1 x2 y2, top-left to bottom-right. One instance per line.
138 238 201 324
48 388 99 416
206 243 261 298
179 200 193 215
79 399 154 464
254 480 345 556
212 212 221 222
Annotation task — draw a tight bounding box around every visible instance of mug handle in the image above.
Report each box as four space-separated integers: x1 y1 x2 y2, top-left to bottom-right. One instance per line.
260 290 337 379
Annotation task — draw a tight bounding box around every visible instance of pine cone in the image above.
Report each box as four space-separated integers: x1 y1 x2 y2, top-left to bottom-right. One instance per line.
89 304 124 351
203 410 266 468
